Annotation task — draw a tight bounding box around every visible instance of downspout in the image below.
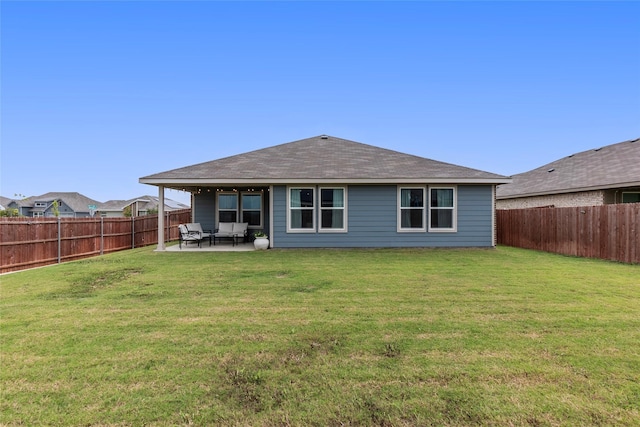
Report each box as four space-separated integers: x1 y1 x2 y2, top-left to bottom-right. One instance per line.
157 185 166 251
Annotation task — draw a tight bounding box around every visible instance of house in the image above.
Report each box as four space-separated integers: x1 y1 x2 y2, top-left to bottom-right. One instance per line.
139 135 511 249
0 196 13 211
496 138 640 209
6 192 102 218
98 195 190 218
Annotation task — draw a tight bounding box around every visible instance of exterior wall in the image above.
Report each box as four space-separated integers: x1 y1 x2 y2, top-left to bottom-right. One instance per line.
497 190 605 210
272 184 495 248
44 202 80 217
193 193 217 232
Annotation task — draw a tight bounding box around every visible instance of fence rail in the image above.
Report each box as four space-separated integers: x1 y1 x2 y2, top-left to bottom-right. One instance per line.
0 209 192 273
497 204 639 264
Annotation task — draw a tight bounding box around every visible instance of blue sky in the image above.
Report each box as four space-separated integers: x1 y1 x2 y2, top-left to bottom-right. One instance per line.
2 1 639 206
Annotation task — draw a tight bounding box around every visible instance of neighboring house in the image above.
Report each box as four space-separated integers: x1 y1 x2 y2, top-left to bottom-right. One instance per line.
0 196 13 211
496 138 640 209
140 135 510 249
98 195 190 218
6 192 102 218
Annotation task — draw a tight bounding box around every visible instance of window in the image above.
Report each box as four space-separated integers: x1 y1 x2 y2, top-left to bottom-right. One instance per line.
217 193 238 222
429 187 456 231
398 187 425 231
320 187 346 231
622 192 640 203
288 188 314 231
241 193 262 227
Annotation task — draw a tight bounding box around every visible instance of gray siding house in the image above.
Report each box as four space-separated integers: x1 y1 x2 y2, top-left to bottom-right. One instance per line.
140 135 510 249
6 192 101 218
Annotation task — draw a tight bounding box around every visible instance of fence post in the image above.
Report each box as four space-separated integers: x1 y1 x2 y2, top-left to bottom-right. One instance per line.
100 217 104 255
132 216 135 249
57 217 61 264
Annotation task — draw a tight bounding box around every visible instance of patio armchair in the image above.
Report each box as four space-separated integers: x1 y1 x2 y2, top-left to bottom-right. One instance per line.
185 223 212 246
178 224 204 249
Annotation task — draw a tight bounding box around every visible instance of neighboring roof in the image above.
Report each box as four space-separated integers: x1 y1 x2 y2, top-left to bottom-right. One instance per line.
14 192 102 212
99 195 190 212
497 138 640 199
0 196 13 209
140 135 510 190
99 200 131 211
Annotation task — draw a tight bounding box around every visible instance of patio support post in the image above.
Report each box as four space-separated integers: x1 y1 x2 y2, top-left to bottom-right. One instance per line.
156 185 166 251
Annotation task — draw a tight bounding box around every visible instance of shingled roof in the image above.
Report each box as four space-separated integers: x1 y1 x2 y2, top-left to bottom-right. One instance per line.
497 138 640 199
140 135 509 189
13 192 101 213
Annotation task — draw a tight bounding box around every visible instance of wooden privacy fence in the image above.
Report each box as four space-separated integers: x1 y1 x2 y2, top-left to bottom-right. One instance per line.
497 204 639 264
0 209 192 273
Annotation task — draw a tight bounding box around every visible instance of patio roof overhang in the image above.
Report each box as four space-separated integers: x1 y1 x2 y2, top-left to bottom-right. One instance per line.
139 177 512 193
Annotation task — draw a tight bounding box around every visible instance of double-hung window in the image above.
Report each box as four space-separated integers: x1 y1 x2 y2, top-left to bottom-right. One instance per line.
319 187 346 231
241 193 262 227
429 187 456 231
398 187 426 231
217 193 238 222
288 188 315 231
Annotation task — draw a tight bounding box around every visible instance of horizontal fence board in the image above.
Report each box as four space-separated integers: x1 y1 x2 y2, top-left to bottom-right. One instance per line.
497 203 639 264
0 209 191 273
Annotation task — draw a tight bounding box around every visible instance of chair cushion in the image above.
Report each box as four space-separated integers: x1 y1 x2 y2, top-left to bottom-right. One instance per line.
218 222 233 233
186 223 203 233
233 222 248 235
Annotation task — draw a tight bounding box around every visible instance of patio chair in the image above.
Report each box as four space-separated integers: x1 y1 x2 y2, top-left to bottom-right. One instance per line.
233 222 249 243
213 222 235 246
185 223 212 246
178 224 204 249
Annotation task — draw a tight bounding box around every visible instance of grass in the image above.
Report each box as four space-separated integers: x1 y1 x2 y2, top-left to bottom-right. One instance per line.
1 245 639 426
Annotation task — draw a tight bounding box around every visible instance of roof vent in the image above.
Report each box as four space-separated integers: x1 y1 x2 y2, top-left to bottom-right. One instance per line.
320 135 328 139
548 168 555 173
594 147 602 151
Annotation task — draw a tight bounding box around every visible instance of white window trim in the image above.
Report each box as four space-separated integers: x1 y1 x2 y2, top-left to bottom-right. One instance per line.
319 186 348 233
217 192 239 223
397 186 427 232
428 186 457 233
287 186 316 233
240 192 263 229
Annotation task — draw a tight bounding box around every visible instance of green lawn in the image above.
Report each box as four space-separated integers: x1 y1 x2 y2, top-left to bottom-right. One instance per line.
1 246 638 426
